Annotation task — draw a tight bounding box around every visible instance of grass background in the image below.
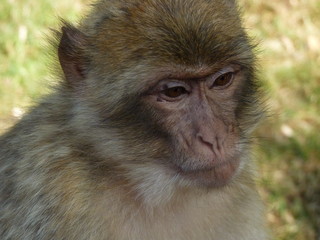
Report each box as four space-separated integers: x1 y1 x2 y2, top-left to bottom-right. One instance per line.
0 0 319 239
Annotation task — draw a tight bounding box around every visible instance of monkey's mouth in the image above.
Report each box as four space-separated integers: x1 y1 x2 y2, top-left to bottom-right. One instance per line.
175 157 240 188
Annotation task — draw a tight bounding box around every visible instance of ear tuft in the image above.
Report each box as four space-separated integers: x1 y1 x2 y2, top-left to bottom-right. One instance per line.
58 23 88 86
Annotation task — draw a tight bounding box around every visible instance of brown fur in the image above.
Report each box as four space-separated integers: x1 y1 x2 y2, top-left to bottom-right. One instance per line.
0 0 269 239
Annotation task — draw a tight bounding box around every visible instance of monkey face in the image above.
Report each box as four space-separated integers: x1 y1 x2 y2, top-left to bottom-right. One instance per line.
142 64 246 188
57 0 263 191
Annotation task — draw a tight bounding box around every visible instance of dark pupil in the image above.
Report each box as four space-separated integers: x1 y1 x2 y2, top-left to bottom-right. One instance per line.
163 87 187 98
214 72 233 86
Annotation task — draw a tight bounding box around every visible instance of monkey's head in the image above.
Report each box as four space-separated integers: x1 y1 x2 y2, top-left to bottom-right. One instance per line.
58 0 263 192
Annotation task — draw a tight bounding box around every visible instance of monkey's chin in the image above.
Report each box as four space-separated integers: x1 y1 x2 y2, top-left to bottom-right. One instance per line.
176 158 240 188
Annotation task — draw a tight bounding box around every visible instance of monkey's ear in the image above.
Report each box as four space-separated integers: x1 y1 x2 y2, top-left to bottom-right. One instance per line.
58 25 88 86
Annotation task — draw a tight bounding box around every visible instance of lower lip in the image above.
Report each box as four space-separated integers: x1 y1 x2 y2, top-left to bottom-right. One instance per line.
176 158 240 188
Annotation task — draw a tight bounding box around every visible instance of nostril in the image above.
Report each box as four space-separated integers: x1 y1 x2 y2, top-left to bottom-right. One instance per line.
197 134 214 150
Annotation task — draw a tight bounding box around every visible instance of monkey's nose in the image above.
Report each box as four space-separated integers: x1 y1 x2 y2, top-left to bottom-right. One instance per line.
197 134 214 150
196 133 216 160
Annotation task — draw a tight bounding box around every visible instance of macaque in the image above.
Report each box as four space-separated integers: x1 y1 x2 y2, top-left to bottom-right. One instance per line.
0 0 269 239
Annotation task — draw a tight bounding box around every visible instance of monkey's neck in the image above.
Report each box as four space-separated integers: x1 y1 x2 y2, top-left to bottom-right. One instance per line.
90 170 261 240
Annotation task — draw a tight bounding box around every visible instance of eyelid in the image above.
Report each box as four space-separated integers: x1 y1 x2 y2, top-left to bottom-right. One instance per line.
212 66 235 79
207 66 237 89
158 80 191 92
153 80 191 102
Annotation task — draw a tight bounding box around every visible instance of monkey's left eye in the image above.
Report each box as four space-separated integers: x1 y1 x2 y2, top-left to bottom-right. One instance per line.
209 67 236 89
213 72 234 87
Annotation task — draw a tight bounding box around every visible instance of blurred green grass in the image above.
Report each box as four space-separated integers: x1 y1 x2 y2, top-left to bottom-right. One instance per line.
241 1 320 239
0 0 319 239
0 0 85 125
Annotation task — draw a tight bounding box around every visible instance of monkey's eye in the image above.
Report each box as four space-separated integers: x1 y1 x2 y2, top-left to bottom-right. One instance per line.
157 81 190 101
209 67 236 89
213 72 234 87
162 87 188 98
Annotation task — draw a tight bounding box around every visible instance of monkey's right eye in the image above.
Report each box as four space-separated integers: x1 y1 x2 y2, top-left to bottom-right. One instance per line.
162 87 188 98
156 81 190 101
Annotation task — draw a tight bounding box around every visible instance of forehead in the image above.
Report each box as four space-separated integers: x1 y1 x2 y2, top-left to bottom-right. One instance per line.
86 0 252 68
